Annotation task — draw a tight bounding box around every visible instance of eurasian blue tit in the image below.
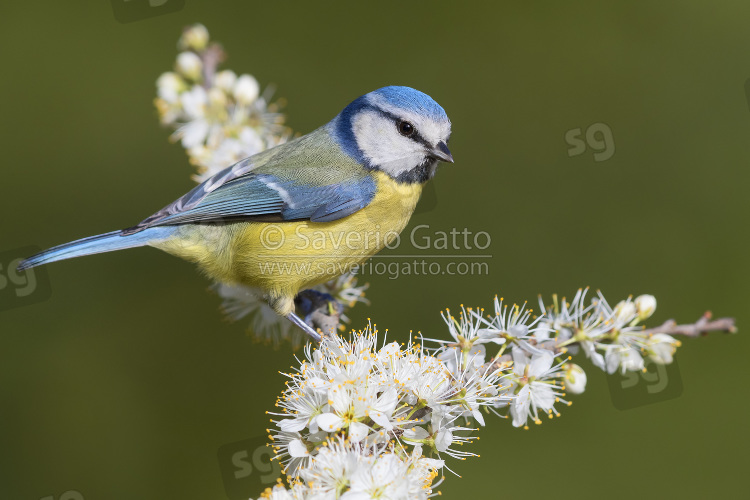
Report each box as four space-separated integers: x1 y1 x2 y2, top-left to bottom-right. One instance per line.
19 86 454 340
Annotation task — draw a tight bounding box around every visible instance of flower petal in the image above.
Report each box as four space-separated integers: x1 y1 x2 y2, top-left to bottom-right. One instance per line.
278 417 307 433
348 421 369 442
369 410 392 431
288 439 309 458
316 413 344 432
402 426 429 442
435 429 453 452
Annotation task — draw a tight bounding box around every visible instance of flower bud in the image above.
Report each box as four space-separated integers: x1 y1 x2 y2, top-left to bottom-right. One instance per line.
648 333 679 364
635 294 657 320
563 363 587 394
176 51 203 81
613 300 637 322
233 74 260 105
208 87 227 108
214 70 237 93
156 72 186 103
179 24 209 51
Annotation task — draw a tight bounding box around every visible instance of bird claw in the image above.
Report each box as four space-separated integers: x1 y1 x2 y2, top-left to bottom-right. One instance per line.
286 311 322 342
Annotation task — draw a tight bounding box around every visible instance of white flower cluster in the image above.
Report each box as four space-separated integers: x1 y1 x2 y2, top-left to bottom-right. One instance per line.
257 289 696 497
155 23 290 182
268 323 511 489
537 289 680 375
424 291 681 429
252 438 441 500
156 25 370 346
426 300 570 429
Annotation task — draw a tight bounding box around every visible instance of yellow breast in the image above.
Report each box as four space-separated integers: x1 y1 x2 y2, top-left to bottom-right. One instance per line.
155 171 423 313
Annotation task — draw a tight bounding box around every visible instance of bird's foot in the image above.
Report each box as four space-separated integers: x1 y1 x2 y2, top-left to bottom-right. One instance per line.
296 290 342 337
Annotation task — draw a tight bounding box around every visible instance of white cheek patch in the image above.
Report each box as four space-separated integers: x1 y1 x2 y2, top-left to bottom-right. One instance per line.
352 111 423 177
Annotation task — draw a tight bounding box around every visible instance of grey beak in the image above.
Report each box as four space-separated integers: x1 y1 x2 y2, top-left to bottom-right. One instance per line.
430 141 454 163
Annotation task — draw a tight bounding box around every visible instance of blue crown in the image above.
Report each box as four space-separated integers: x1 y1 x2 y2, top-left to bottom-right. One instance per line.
369 86 449 123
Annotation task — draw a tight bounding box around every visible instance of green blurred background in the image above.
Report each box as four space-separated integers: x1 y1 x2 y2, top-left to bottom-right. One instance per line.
1 1 748 499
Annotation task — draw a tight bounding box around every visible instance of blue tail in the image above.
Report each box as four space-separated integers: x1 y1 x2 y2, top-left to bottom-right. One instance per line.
17 226 175 271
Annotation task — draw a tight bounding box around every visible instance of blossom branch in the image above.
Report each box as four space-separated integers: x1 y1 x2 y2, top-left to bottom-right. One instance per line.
484 313 737 372
482 311 737 375
477 292 738 385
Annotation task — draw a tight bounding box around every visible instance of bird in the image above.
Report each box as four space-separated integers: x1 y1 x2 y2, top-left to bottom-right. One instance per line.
18 86 454 341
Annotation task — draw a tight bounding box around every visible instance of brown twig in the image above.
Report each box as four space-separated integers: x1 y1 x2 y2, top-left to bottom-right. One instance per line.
200 42 226 89
640 311 737 338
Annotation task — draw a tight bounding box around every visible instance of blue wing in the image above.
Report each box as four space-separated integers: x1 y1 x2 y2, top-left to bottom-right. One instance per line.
124 163 377 234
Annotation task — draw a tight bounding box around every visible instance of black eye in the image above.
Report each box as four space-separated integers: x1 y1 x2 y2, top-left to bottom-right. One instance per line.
397 120 416 137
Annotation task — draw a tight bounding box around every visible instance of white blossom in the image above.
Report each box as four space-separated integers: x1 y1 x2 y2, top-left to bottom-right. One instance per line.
635 294 657 320
253 289 692 497
269 324 509 480
175 85 211 148
155 24 292 183
175 51 202 81
156 72 185 103
291 438 440 500
178 23 209 51
234 74 260 105
605 344 645 374
214 69 237 92
508 349 568 428
563 362 587 394
614 299 638 323
646 333 680 364
482 296 544 343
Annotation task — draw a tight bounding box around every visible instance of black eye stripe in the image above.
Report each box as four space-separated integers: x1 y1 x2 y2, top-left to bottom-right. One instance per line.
373 107 432 145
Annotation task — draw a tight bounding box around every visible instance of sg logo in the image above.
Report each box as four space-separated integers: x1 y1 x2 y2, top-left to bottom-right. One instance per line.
565 122 616 162
217 435 281 500
0 246 51 312
608 358 683 410
40 491 84 500
110 0 186 24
